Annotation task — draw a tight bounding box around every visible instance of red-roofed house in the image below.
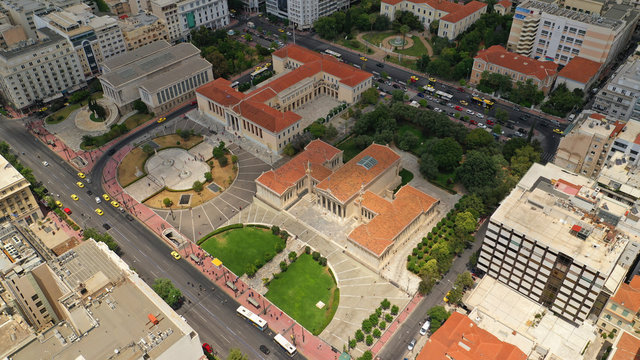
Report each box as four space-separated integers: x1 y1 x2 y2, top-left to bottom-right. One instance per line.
494 0 512 15
471 45 558 94
556 56 602 92
196 44 372 154
598 275 640 336
609 331 640 360
255 141 440 269
381 0 487 40
417 312 527 360
255 140 343 209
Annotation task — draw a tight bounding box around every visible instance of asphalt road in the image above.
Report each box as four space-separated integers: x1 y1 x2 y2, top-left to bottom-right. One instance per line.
0 116 297 360
232 17 562 163
377 221 489 360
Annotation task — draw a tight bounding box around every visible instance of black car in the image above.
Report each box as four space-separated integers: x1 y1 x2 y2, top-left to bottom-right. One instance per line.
377 78 385 83
125 214 134 221
392 84 400 89
259 345 270 354
102 223 111 230
376 63 384 68
86 190 93 196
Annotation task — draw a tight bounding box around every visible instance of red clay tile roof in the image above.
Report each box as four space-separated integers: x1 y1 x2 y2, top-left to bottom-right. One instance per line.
232 101 301 133
349 186 437 256
612 331 640 360
475 45 558 81
381 0 403 5
558 56 602 84
440 1 487 23
315 144 400 203
590 113 607 121
496 0 512 8
196 78 245 106
417 312 528 360
611 121 626 138
611 275 640 313
256 140 341 195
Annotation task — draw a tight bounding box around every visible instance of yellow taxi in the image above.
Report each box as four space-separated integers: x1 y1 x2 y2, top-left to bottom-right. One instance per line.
95 208 104 216
443 291 451 303
77 172 86 179
255 65 262 71
553 128 564 135
460 100 469 106
55 200 63 208
360 56 368 62
157 117 167 123
110 200 120 208
102 194 110 201
278 28 284 33
171 251 181 260
71 194 79 201
76 181 84 188
428 77 437 84
265 62 272 67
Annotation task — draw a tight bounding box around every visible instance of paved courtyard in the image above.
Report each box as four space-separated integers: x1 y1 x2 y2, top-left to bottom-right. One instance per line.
144 148 209 190
293 95 342 129
227 199 410 355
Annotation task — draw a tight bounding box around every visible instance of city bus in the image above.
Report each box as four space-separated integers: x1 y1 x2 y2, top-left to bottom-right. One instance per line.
483 98 495 109
471 96 484 107
323 49 342 60
250 66 270 79
436 90 454 101
274 333 297 357
423 85 436 94
236 306 267 331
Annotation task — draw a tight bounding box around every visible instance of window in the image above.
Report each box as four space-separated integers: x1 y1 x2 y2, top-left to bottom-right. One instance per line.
611 304 618 310
622 310 630 316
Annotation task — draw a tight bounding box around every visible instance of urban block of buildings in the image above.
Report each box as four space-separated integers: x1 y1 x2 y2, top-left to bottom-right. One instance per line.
477 162 638 323
508 0 639 67
0 155 42 226
416 312 528 360
380 0 488 40
196 44 373 154
99 40 213 114
4 239 204 360
118 12 169 51
598 275 640 336
255 140 439 270
266 0 351 30
555 55 602 92
471 45 559 94
594 55 640 122
607 331 640 360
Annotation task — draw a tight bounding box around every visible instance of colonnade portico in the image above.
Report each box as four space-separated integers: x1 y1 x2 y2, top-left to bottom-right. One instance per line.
317 193 346 219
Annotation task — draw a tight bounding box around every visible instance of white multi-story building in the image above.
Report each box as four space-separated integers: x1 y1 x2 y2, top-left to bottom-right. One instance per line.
87 16 126 60
0 0 47 39
508 0 639 66
593 57 640 122
0 28 85 109
477 162 635 323
150 0 229 42
266 0 351 29
150 0 180 42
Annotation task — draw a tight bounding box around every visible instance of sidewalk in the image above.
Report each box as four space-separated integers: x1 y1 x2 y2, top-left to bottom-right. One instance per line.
371 294 423 354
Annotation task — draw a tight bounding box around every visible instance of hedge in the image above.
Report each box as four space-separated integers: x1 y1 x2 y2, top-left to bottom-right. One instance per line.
245 224 270 229
197 223 244 245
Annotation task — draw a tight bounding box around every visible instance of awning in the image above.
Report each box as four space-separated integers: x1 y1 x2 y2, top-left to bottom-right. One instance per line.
211 258 222 267
571 225 582 232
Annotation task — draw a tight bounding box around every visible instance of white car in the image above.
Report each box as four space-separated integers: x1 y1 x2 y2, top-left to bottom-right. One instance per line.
466 109 474 115
95 197 102 204
476 113 484 119
434 107 442 113
478 123 487 129
408 338 416 351
42 161 49 167
446 102 453 107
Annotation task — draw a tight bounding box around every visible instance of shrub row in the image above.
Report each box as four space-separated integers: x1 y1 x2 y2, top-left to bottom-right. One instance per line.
197 223 244 245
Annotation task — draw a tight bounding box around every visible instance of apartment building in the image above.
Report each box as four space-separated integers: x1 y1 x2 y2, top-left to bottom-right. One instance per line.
239 0 264 13
105 0 132 15
150 0 180 42
380 0 487 40
0 155 42 226
267 0 351 29
0 28 85 109
100 40 212 113
196 44 373 154
176 0 229 39
555 55 602 92
129 0 153 15
0 25 28 49
86 16 126 60
508 0 639 66
0 0 47 39
554 112 615 177
598 275 640 336
471 45 558 94
495 0 513 15
477 162 633 323
594 57 640 122
119 12 168 51
7 240 205 360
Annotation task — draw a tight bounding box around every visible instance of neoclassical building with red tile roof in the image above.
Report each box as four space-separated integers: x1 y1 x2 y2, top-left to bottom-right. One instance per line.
598 275 640 336
256 140 439 270
195 44 373 154
471 45 558 94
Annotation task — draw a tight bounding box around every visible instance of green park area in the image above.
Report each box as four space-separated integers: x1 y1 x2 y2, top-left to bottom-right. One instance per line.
200 226 285 276
265 253 339 335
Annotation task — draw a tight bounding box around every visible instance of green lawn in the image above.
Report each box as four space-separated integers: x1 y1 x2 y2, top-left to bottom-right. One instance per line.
265 254 339 335
395 168 415 193
398 123 425 142
386 55 418 71
47 92 103 124
124 113 153 130
200 227 284 276
431 171 457 193
396 36 429 57
336 137 361 162
363 31 395 47
338 38 366 52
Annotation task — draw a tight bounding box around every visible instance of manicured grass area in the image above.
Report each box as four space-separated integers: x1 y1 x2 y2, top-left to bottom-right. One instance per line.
338 38 374 54
386 55 418 71
153 134 203 149
200 227 284 276
398 123 425 142
47 92 103 124
265 254 339 335
394 168 414 193
336 137 361 162
124 113 153 130
430 171 457 194
363 31 394 47
396 36 429 57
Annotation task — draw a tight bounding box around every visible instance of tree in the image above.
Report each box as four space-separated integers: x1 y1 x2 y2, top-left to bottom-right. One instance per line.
391 90 404 102
193 180 204 193
478 71 512 95
366 335 374 345
163 198 173 207
429 20 439 34
69 90 90 104
133 99 149 114
355 329 365 342
373 328 381 338
416 54 431 72
465 128 494 150
398 132 420 151
427 58 451 78
399 25 410 50
541 83 584 117
381 298 391 310
418 259 439 295
447 286 464 304
309 121 327 138
509 79 544 107
457 151 498 192
502 137 528 162
431 137 463 172
83 228 120 254
227 349 249 360
218 155 228 167
142 144 154 155
454 211 477 236
492 124 502 135
391 305 399 315
427 306 450 332
455 271 475 290
431 242 452 274
204 171 213 182
419 153 439 180
288 251 297 262
152 278 182 308
362 87 379 105
205 50 230 78
457 194 485 218
495 108 509 123
510 145 540 177
358 351 373 360
314 17 338 39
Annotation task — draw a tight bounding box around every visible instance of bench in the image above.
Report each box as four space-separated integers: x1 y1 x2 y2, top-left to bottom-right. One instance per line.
226 281 237 291
247 297 260 308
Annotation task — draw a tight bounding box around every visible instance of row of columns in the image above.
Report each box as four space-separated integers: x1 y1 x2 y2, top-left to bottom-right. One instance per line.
318 194 345 218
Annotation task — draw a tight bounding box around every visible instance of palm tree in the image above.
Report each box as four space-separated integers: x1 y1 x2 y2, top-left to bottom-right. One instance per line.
399 25 410 50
